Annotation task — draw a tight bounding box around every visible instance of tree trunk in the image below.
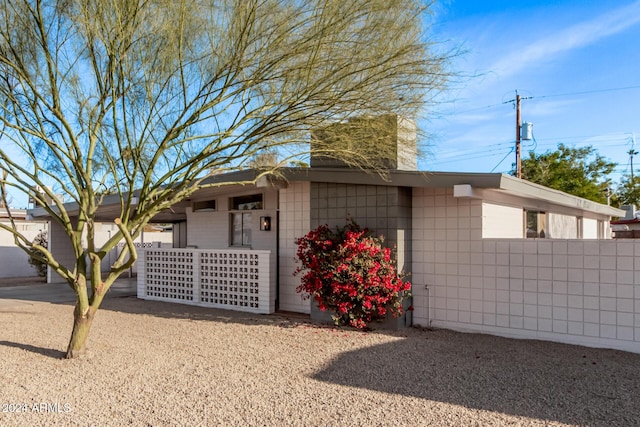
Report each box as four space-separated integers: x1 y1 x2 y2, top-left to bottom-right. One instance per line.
65 305 95 359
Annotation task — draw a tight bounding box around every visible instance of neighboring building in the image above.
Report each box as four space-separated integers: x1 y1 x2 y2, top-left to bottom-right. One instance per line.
31 117 640 354
0 209 48 278
611 205 640 238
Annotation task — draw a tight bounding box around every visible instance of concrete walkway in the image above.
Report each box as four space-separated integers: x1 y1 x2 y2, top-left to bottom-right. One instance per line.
0 277 137 308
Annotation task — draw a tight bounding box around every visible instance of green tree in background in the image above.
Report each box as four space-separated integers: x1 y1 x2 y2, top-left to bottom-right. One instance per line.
615 174 640 208
520 144 616 204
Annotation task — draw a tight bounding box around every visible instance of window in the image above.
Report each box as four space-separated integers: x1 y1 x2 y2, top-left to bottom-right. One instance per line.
192 199 216 212
577 217 583 239
231 194 263 210
229 194 262 246
597 220 605 239
525 210 546 238
231 212 252 246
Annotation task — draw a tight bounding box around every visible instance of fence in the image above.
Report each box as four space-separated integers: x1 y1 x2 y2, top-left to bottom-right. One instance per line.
137 248 273 314
417 239 640 354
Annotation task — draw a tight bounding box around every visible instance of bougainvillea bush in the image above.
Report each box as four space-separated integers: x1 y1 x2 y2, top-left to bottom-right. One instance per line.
294 220 411 329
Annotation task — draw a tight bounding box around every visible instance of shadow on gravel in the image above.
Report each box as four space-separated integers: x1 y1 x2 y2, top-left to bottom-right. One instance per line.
313 330 640 427
99 296 307 329
0 340 65 359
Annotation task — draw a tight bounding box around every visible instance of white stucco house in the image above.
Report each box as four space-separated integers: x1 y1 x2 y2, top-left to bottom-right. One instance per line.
31 117 640 354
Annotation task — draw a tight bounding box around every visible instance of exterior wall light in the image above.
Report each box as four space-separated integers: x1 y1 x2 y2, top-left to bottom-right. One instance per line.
260 216 271 231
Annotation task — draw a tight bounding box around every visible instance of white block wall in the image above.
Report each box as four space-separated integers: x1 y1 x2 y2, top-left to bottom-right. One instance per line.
412 188 640 354
278 182 311 313
412 187 482 327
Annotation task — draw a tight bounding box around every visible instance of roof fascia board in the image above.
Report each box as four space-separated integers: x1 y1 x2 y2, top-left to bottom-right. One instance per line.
454 184 616 220
498 175 624 217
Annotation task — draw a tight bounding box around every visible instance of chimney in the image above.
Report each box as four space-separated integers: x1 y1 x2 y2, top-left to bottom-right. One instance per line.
310 114 417 171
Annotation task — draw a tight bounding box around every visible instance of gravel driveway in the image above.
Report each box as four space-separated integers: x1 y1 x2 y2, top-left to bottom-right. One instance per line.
1 296 639 426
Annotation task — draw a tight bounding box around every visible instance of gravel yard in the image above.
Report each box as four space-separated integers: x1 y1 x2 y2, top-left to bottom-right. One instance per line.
1 296 640 426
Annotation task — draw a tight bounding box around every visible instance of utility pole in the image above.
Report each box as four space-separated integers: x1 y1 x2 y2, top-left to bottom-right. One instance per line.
515 94 522 178
505 91 531 178
630 149 638 181
629 133 638 181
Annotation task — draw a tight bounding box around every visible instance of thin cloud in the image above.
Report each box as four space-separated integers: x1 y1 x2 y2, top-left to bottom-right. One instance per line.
490 1 640 79
524 99 581 117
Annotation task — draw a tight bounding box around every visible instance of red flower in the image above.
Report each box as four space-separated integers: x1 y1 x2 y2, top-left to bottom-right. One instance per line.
294 219 411 329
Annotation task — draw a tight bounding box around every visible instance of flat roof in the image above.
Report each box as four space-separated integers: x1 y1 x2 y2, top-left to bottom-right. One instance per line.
28 168 625 221
0 208 27 220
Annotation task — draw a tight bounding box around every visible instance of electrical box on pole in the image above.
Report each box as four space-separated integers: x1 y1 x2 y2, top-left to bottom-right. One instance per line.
521 122 533 141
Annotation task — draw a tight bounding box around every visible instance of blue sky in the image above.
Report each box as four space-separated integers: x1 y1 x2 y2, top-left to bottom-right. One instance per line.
421 0 640 184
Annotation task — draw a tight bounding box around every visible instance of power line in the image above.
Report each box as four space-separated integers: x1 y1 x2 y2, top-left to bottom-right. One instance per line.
533 85 640 100
435 134 633 164
439 85 640 116
490 148 514 173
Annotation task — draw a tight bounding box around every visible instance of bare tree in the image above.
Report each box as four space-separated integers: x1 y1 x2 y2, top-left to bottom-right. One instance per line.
0 0 455 358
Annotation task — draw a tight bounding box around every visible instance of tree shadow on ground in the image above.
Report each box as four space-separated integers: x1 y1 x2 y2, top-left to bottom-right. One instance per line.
313 329 640 427
0 340 65 359
99 296 309 329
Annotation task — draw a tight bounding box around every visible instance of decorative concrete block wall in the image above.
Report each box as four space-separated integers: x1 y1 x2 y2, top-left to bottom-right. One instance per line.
47 220 173 283
138 248 273 314
185 187 279 300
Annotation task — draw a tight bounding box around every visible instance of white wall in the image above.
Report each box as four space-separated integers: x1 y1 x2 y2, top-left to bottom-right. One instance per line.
186 188 278 251
0 220 48 278
48 220 77 283
583 218 598 239
278 182 311 313
413 189 640 354
185 187 279 312
186 209 229 249
482 203 523 238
